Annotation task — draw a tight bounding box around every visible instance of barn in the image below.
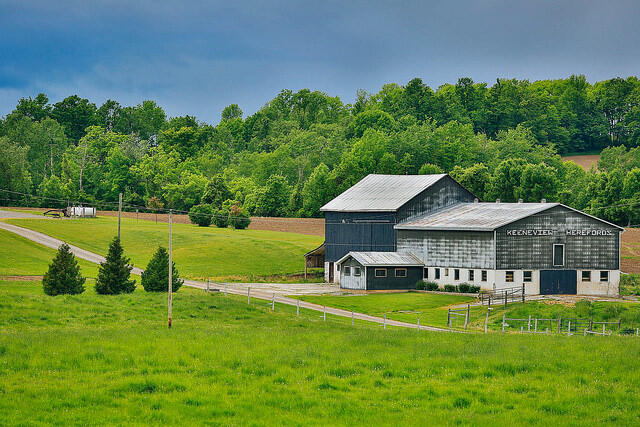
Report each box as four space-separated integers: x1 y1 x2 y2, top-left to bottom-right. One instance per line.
320 173 623 296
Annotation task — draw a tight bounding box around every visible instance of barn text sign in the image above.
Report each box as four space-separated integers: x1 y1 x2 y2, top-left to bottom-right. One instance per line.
506 229 613 236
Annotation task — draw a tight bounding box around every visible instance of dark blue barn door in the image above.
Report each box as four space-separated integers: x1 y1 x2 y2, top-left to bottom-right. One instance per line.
540 270 577 294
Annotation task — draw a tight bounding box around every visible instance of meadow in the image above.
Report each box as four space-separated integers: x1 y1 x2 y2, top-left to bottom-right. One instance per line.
298 292 640 332
5 216 323 282
2 281 640 425
0 228 99 277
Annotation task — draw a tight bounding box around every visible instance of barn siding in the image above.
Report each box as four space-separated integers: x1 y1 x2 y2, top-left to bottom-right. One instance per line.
396 176 476 223
365 266 422 290
397 229 495 269
339 257 367 290
325 177 475 263
496 205 620 270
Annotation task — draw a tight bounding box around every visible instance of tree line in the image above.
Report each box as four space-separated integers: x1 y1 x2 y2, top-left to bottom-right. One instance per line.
1 75 640 226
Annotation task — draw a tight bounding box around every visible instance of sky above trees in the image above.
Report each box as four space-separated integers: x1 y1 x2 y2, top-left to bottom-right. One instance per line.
1 0 640 123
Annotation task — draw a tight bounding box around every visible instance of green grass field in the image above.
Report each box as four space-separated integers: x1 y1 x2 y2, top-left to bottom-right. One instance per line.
298 292 640 332
5 216 322 281
3 281 640 425
0 228 99 277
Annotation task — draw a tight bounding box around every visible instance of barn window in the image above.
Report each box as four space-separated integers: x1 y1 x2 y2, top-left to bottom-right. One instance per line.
600 271 609 282
375 268 387 278
481 270 487 282
506 271 514 282
344 266 351 276
581 271 590 281
523 271 532 282
423 268 429 279
445 268 449 276
468 270 474 281
553 244 564 267
435 268 441 279
395 268 407 278
454 269 460 280
354 267 361 276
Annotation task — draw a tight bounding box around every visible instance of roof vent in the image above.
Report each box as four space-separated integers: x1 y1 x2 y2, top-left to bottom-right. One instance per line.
518 198 523 203
495 198 500 204
541 198 546 203
474 198 479 203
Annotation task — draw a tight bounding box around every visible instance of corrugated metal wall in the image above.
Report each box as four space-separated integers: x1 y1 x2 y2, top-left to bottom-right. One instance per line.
496 205 620 270
397 230 495 269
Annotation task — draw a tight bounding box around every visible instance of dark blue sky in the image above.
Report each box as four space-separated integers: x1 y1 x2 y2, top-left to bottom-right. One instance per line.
1 0 639 124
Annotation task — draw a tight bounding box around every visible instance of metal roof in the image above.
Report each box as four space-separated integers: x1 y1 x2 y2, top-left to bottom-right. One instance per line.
395 202 561 231
320 173 447 212
337 251 424 267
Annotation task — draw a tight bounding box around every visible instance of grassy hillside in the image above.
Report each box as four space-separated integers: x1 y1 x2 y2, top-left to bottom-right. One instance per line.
0 228 99 277
2 281 640 425
6 216 323 281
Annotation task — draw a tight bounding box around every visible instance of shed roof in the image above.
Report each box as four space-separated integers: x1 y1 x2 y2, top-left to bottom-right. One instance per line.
337 251 424 267
395 202 625 231
395 202 560 231
320 173 448 212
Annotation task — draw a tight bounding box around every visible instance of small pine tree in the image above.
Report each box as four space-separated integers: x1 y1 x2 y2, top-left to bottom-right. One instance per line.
43 243 86 295
141 246 184 292
95 237 136 295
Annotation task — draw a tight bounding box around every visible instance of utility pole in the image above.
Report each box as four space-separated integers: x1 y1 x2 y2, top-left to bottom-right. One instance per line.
168 209 173 328
118 193 123 239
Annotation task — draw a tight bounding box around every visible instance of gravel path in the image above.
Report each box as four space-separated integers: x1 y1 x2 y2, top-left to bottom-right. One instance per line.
0 216 449 332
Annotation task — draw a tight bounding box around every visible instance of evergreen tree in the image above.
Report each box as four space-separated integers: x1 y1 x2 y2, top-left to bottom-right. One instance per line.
95 237 136 294
141 246 183 292
42 243 85 295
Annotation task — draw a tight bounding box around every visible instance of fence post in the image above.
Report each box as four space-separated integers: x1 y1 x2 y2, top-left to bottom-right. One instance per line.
504 290 507 309
206 278 210 293
521 326 523 334
272 293 275 311
636 327 638 336
603 324 606 335
384 313 387 330
464 304 469 330
351 310 354 326
224 282 227 296
447 308 451 329
296 299 300 317
618 318 621 330
484 308 491 333
488 295 491 309
528 315 531 332
522 284 525 303
247 287 250 304
417 315 420 331
557 317 561 334
323 306 326 322
568 320 571 336
534 318 538 333
590 317 593 331
502 313 505 332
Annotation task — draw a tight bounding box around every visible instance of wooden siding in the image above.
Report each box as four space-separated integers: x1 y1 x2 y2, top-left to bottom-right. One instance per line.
339 257 366 290
397 229 495 269
396 175 476 223
365 266 422 290
496 205 620 270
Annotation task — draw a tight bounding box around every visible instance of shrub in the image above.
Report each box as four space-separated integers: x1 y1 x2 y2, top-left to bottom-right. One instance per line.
212 209 230 228
469 285 481 293
444 284 457 292
189 204 213 227
458 283 471 293
95 237 136 295
141 246 184 292
42 243 85 295
425 281 439 291
415 281 426 290
621 274 640 295
229 202 251 230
